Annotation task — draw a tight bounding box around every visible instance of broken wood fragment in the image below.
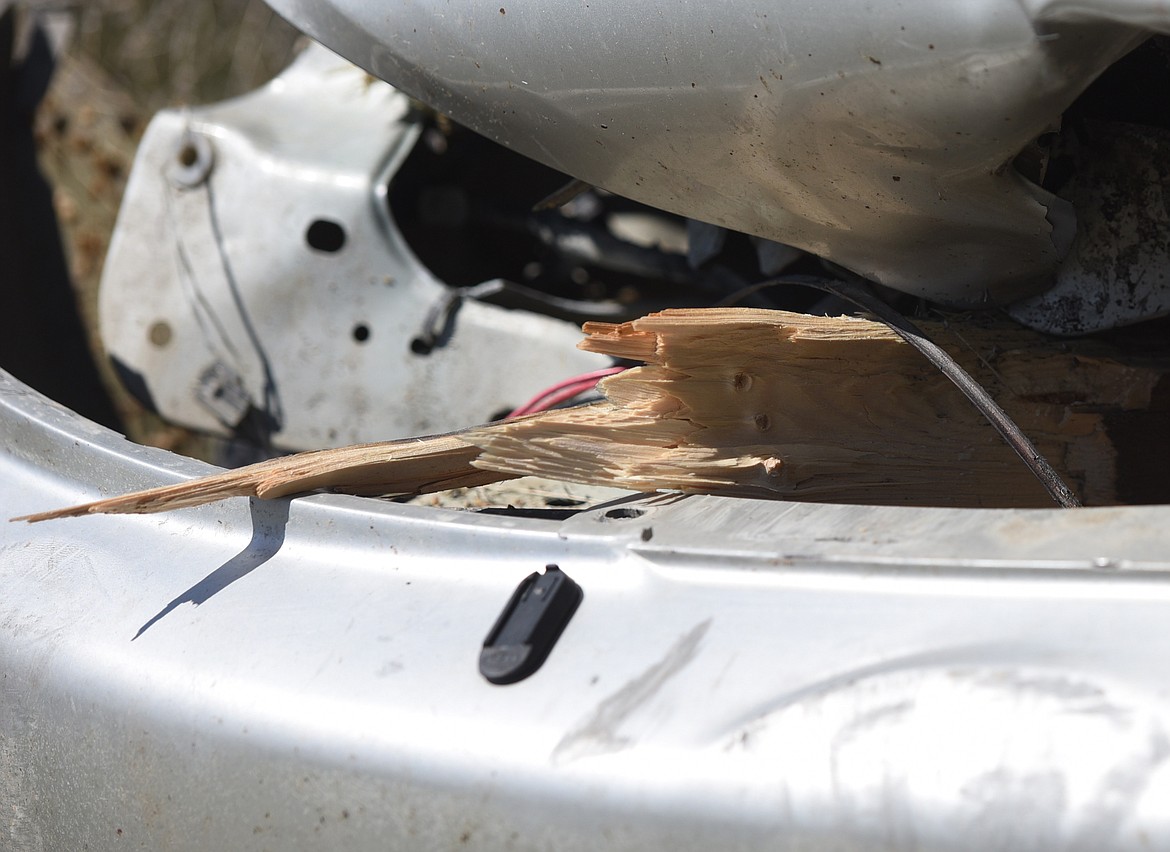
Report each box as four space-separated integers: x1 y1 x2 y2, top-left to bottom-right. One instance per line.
14 307 1170 521
472 308 1074 507
13 432 511 522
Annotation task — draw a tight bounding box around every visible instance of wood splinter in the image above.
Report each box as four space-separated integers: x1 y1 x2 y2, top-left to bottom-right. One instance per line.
14 306 1169 521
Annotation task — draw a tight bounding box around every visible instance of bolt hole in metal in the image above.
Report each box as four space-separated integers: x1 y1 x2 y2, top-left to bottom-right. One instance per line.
148 321 172 347
602 507 646 521
177 144 199 168
306 218 347 253
169 132 214 188
352 324 370 343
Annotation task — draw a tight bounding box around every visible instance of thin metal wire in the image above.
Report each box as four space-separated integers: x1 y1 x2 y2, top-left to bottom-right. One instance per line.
719 275 1082 508
532 178 593 212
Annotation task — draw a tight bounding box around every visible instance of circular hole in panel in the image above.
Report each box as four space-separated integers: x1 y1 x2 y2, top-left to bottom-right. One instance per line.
148 320 173 347
603 507 646 520
306 219 347 253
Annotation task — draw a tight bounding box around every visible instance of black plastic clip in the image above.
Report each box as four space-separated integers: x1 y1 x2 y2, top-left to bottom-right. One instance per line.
480 564 583 685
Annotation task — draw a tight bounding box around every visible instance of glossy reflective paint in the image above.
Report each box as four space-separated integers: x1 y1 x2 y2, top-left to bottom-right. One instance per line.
266 0 1170 305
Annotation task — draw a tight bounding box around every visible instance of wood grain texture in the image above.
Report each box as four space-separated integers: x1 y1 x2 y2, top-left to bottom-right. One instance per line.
16 307 1169 521
470 308 1162 507
13 433 509 521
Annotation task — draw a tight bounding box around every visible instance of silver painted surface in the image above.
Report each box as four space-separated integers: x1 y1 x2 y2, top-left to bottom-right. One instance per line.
5 366 1170 848
264 0 1170 306
99 43 604 450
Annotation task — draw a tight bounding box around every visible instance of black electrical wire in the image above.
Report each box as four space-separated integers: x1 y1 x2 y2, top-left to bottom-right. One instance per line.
719 275 1082 509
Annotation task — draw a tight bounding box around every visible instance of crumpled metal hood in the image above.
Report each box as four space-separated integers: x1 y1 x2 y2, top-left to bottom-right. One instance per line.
265 0 1169 306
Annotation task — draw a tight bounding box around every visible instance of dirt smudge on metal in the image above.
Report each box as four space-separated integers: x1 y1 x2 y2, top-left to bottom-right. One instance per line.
551 618 711 764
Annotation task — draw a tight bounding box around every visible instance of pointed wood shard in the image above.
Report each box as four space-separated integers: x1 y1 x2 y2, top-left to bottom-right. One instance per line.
13 433 512 522
14 306 1170 521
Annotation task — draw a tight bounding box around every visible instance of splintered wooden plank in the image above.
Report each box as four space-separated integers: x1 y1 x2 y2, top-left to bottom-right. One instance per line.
470 309 1048 506
470 308 1160 507
13 307 1169 521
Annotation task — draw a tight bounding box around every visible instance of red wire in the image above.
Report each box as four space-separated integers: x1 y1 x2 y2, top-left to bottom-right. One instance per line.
524 379 605 413
506 366 626 418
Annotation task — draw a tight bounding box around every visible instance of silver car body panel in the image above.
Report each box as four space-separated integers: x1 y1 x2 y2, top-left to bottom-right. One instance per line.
5 366 1170 849
264 0 1170 306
